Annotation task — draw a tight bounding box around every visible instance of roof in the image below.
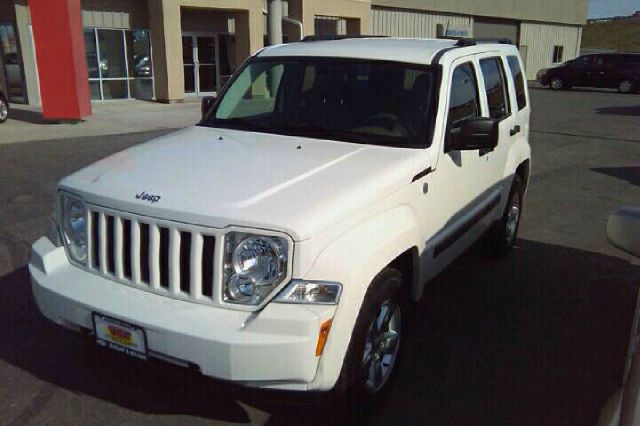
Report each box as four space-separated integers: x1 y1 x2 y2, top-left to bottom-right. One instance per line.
257 37 459 66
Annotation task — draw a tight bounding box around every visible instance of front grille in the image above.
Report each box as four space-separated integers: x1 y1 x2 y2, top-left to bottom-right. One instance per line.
86 207 217 303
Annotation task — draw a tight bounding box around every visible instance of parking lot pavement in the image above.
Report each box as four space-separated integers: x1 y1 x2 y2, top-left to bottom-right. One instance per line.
0 88 639 425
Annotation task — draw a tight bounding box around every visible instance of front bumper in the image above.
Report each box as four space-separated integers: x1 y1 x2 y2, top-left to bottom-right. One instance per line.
29 237 336 391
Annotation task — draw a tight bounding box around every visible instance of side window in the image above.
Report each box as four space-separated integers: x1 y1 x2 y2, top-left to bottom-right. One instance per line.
507 56 527 111
448 62 480 127
573 56 592 68
480 57 510 119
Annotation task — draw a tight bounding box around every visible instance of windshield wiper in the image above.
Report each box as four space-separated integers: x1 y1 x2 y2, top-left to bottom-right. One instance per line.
201 117 275 132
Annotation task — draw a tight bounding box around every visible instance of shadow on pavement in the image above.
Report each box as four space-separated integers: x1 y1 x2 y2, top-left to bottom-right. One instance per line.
596 105 640 117
592 166 640 187
7 108 59 125
1 239 638 425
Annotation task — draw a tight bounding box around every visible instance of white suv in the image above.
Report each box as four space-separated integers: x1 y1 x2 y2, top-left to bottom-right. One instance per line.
30 37 531 406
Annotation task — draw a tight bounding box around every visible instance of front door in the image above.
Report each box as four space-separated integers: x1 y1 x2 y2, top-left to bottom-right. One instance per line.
182 34 217 96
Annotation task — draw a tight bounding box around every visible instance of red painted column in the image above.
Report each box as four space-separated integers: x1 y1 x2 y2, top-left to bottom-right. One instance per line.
29 0 91 120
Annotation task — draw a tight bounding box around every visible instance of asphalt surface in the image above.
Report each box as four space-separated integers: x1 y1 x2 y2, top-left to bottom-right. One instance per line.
1 87 640 425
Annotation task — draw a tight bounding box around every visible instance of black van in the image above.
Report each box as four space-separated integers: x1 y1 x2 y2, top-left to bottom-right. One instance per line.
538 53 640 93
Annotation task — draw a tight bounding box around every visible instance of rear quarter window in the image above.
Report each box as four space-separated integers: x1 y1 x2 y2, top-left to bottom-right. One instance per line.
507 56 527 111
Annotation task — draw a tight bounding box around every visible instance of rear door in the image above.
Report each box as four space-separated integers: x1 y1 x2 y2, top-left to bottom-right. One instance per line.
476 53 516 199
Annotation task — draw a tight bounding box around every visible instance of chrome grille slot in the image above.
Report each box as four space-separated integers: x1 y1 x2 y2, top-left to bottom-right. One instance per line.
106 215 115 275
85 207 218 305
139 222 150 284
122 219 132 279
159 227 170 289
202 236 215 297
179 231 191 293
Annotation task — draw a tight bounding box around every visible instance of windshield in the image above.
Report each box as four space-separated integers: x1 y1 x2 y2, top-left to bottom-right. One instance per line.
201 57 440 148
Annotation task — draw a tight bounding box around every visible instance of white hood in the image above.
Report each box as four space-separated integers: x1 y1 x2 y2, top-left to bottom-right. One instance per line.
60 126 421 240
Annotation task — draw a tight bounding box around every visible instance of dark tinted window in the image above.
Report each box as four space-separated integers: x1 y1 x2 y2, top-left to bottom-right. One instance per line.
619 55 640 67
480 57 510 119
507 56 527 111
448 62 480 127
572 55 593 68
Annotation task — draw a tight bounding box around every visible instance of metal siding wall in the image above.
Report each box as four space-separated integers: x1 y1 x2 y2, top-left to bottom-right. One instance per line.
81 0 148 29
372 7 472 38
520 22 582 80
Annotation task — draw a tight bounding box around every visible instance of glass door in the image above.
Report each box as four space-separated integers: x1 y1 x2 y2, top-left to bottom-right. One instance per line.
182 33 235 96
196 36 216 95
182 36 195 94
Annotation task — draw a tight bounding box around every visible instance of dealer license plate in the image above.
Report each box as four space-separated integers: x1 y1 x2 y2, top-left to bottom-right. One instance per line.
93 313 148 361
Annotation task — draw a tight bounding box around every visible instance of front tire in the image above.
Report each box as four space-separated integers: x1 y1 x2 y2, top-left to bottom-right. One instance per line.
485 175 524 257
0 95 8 123
550 76 565 90
333 268 405 419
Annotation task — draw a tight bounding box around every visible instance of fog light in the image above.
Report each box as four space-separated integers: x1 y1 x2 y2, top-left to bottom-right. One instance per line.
227 275 256 302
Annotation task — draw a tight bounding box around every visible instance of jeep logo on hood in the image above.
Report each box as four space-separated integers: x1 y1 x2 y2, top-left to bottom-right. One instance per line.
135 191 161 204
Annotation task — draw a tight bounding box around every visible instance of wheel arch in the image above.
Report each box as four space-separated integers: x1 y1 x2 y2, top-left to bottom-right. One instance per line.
302 205 422 391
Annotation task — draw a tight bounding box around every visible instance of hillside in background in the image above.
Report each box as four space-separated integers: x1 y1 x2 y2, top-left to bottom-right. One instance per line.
582 19 640 53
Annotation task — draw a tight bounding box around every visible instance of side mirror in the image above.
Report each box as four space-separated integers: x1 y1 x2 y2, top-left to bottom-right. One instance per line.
447 117 499 152
201 95 216 120
607 207 640 258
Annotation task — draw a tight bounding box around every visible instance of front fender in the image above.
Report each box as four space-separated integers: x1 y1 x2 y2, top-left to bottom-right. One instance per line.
301 205 421 390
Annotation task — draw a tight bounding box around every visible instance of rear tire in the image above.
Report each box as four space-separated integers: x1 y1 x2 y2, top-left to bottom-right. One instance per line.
0 95 8 123
618 79 635 94
332 268 405 420
484 175 524 257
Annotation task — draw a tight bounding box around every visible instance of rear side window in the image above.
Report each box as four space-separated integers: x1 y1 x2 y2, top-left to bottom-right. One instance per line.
448 62 480 127
480 57 510 119
507 56 527 111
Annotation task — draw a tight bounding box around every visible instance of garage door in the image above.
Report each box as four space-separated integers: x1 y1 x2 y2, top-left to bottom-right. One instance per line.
473 18 519 44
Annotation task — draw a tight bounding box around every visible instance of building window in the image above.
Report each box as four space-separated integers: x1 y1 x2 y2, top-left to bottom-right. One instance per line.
552 46 564 63
84 28 154 101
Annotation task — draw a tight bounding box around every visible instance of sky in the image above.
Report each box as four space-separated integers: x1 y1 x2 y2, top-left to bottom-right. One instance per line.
589 0 640 18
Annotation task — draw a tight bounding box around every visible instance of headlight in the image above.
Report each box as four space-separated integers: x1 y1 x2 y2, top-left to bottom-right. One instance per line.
275 280 342 305
223 232 288 305
60 192 88 264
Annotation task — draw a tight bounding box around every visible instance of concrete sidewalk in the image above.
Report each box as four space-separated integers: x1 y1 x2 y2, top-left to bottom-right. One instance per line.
0 100 201 145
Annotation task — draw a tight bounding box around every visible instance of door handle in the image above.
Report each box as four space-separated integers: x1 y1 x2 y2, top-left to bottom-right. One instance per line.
510 125 521 136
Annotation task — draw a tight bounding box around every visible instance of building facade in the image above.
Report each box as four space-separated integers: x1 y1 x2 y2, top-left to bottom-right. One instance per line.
0 0 586 114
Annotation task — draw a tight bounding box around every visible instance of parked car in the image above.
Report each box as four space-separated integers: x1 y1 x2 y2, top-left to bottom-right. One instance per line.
29 37 531 409
537 53 640 93
599 207 640 426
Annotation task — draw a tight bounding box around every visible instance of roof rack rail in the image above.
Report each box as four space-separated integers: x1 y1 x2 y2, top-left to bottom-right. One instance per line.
301 35 387 42
453 37 514 47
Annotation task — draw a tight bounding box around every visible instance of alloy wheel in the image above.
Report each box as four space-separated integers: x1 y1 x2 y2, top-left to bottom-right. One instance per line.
362 300 401 394
619 80 633 94
0 99 7 121
505 192 521 245
551 78 563 90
